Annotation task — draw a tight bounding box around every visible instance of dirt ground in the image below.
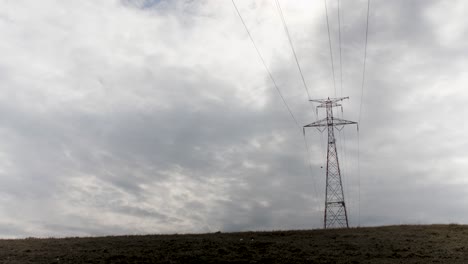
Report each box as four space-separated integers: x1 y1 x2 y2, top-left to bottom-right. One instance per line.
0 224 467 263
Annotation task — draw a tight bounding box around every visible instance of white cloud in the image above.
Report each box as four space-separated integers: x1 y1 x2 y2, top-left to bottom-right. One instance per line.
0 0 467 237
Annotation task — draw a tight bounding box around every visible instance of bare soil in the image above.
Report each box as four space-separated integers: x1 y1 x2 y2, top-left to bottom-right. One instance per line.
0 225 467 263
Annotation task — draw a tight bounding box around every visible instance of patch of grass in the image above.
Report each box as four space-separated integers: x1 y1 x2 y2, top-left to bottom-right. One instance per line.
0 225 467 263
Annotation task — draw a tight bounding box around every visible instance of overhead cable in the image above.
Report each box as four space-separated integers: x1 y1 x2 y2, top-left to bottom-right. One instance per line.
358 0 370 124
231 0 301 131
337 0 343 97
357 0 370 228
323 0 337 97
274 0 313 103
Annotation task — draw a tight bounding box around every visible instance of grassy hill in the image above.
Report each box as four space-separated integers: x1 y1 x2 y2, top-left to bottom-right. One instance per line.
0 225 467 263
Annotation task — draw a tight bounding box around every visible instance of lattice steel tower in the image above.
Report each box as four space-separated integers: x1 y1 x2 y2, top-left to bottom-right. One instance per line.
303 97 357 229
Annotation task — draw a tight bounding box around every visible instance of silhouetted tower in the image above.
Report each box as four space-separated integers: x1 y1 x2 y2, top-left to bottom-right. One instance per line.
303 97 357 229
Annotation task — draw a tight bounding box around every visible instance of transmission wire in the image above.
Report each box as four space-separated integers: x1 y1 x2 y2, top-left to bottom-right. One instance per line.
357 0 370 228
357 127 361 227
273 0 327 164
336 0 352 225
358 0 370 124
273 0 325 215
323 0 337 97
338 112 351 224
303 134 319 205
231 0 301 132
274 0 313 102
337 0 343 97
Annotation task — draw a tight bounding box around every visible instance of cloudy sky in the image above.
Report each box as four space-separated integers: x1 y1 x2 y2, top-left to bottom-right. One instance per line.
0 0 467 237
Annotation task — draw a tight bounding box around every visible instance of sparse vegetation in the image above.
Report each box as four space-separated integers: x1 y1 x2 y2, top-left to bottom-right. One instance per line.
0 225 467 263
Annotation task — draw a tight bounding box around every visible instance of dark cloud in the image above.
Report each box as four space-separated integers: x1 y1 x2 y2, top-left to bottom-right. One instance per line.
0 0 466 237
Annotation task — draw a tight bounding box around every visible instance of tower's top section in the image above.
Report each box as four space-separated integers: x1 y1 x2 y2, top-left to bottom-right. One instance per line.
309 97 349 108
303 96 357 129
309 96 349 107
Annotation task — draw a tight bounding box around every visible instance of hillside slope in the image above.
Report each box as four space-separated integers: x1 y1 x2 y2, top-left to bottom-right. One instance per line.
0 225 467 263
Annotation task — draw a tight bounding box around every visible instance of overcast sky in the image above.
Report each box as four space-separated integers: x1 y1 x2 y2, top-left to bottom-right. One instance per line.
0 0 467 238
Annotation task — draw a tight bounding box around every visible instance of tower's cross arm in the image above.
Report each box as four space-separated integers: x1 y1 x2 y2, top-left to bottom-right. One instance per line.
304 118 357 128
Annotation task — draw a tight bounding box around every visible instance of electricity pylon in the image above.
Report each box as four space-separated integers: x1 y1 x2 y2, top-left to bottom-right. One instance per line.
303 97 357 229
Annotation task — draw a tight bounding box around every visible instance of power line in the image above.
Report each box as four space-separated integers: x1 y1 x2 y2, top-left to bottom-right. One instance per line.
338 111 350 223
273 0 328 225
233 1 325 225
358 0 370 124
357 0 370 228
231 0 301 131
273 0 327 161
336 0 349 221
274 0 312 102
323 0 337 97
357 127 361 227
302 134 319 204
337 0 343 97
335 0 356 227
342 129 351 221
